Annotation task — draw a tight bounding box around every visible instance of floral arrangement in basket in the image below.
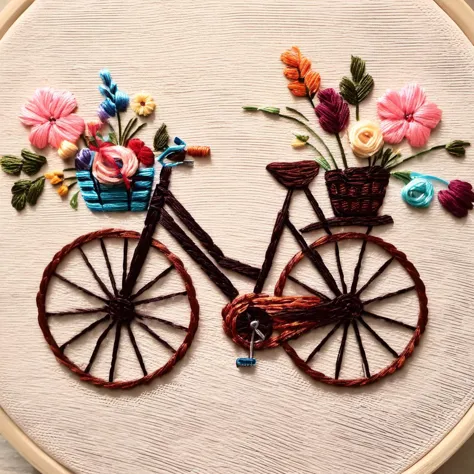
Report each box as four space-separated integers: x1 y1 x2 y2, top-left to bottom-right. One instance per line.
244 47 473 218
0 70 209 211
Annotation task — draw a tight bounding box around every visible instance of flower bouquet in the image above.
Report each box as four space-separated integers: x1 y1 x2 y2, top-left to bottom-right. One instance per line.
244 47 473 219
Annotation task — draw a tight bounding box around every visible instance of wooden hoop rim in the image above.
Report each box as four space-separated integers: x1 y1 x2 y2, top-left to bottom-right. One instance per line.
1 0 474 472
37 229 200 390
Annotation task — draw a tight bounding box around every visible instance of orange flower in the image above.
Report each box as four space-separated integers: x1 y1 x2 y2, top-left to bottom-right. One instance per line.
280 46 321 98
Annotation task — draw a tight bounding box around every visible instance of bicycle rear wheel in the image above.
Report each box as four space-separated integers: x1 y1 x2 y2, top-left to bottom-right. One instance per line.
37 229 199 389
275 232 428 387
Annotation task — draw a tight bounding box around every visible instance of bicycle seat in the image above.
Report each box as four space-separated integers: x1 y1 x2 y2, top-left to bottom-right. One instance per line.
266 160 320 189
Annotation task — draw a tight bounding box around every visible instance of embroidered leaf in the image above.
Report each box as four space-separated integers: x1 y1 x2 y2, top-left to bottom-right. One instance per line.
70 190 80 210
242 106 259 111
446 140 470 157
391 171 413 185
286 106 309 121
108 131 118 145
11 179 32 194
258 106 280 115
1 155 23 175
153 123 169 151
356 74 375 102
350 55 366 83
339 77 358 105
121 117 137 145
315 156 331 171
21 149 47 176
11 192 27 211
26 177 45 205
127 123 147 143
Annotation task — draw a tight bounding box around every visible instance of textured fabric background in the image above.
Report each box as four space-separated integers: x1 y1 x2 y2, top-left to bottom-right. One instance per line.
1 1 474 473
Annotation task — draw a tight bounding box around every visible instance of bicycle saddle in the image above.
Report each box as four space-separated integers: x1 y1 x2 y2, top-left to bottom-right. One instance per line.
267 160 320 189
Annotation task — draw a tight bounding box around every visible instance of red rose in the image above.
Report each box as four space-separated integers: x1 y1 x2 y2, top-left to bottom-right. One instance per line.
127 138 155 167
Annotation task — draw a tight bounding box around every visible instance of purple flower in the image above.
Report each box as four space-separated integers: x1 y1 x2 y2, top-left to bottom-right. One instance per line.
75 148 94 171
438 179 474 218
315 88 350 135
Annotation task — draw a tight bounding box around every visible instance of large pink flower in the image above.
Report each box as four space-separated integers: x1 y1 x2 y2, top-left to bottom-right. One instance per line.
19 87 85 149
377 84 442 148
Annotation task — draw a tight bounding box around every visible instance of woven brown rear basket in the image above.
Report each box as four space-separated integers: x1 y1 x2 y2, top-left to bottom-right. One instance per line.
325 166 390 217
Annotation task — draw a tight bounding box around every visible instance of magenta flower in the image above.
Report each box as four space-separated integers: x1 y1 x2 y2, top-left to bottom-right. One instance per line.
438 179 474 218
19 88 85 149
315 88 350 135
377 83 442 148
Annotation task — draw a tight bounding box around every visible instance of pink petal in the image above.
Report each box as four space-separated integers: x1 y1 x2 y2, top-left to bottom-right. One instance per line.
406 121 431 148
19 105 48 126
28 122 51 149
399 83 426 115
49 114 85 148
413 102 442 129
380 119 409 144
33 88 56 117
50 90 78 119
377 89 405 120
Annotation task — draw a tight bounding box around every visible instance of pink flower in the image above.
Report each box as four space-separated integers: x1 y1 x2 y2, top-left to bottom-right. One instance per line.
377 84 442 148
19 87 85 149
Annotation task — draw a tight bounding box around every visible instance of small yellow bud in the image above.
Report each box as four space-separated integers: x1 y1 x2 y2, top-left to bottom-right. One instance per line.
57 184 69 197
50 175 64 185
58 140 79 160
44 170 64 180
291 137 307 149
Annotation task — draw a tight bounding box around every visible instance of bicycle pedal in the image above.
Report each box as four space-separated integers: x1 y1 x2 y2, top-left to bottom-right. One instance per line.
236 357 257 368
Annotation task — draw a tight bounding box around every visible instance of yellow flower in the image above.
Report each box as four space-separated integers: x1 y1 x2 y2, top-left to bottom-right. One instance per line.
58 140 78 160
348 120 384 158
291 136 309 149
50 175 64 185
57 184 69 196
44 170 64 180
131 92 156 116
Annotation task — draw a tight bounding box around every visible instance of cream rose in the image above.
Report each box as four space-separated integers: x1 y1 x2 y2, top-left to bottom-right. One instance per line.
348 120 384 158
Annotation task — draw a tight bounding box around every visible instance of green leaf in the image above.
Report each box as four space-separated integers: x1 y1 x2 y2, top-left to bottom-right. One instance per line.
70 190 80 210
315 156 331 171
11 179 32 194
121 117 138 145
21 149 47 176
350 56 366 83
108 131 118 145
153 123 169 151
242 105 259 111
339 77 358 105
26 177 45 205
445 140 471 157
391 171 413 185
1 155 23 175
11 192 27 211
258 106 280 114
285 107 309 121
356 74 374 102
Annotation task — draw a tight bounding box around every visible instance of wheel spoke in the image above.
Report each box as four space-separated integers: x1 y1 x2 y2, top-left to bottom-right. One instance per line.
122 238 128 290
53 273 108 303
285 218 341 296
127 324 148 376
356 257 394 297
109 322 122 383
363 310 416 331
100 238 118 296
130 265 174 300
137 321 176 353
135 310 188 331
352 320 371 378
287 275 331 302
363 286 416 306
306 322 342 364
350 227 372 294
133 291 187 306
59 314 110 351
334 242 347 294
85 320 116 373
78 246 114 299
46 306 108 317
359 317 399 358
335 321 350 379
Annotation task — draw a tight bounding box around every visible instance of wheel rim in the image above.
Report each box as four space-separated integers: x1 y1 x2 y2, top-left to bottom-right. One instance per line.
37 229 199 389
274 232 428 387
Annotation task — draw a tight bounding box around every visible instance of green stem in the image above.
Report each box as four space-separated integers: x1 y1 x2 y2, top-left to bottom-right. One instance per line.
335 134 348 169
306 142 325 159
117 112 123 145
278 113 338 169
386 144 445 170
356 103 360 121
126 122 147 142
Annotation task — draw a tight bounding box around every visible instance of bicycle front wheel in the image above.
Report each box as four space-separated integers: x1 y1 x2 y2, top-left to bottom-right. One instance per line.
37 229 199 389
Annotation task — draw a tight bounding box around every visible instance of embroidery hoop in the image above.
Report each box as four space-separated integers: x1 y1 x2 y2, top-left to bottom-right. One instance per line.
0 0 473 473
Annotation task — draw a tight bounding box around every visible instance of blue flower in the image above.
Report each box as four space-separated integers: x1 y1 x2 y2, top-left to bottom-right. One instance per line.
97 69 129 113
99 69 112 87
114 90 130 112
99 98 117 119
